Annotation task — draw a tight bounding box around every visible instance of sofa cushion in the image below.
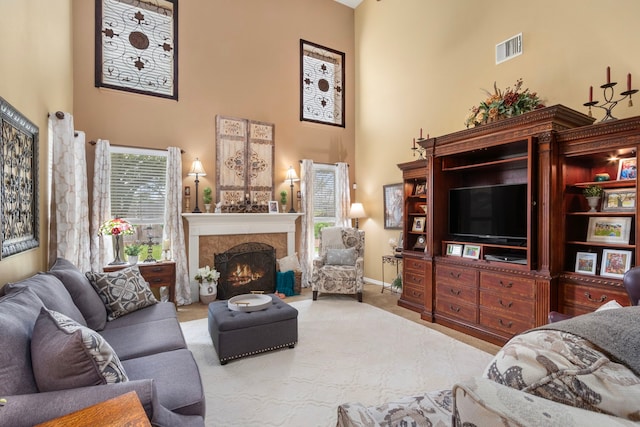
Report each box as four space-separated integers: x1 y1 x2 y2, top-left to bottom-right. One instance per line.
5 273 87 326
326 247 357 265
0 287 45 395
48 257 107 331
484 329 640 420
101 301 178 331
86 267 157 320
31 308 128 392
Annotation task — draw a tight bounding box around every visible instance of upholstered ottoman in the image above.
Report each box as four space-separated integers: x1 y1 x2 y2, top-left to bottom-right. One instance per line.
207 294 298 364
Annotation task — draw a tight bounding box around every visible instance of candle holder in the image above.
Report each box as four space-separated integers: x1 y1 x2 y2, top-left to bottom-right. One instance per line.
584 72 637 122
143 227 157 263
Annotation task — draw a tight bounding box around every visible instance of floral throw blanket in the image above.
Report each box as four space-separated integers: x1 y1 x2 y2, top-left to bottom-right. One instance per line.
484 308 640 420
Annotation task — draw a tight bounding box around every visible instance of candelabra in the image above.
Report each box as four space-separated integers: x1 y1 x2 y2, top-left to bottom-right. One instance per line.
143 227 157 263
411 129 428 159
584 67 637 122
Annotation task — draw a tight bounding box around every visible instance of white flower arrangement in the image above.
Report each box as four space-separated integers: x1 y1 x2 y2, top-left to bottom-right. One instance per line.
194 265 220 283
388 238 398 251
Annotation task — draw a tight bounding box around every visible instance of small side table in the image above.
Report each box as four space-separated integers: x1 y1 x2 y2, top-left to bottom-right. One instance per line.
381 254 402 294
104 260 176 304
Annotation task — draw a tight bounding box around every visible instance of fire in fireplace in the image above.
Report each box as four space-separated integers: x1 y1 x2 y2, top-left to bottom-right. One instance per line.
214 242 276 299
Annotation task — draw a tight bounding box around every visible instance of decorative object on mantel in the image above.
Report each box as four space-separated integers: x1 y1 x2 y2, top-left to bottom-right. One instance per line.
285 166 300 213
465 79 545 128
202 187 213 213
584 66 638 121
188 158 206 213
280 190 288 213
411 128 428 159
99 218 135 265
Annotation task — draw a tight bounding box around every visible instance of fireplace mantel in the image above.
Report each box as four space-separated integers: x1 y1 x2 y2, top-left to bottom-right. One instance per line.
182 213 302 288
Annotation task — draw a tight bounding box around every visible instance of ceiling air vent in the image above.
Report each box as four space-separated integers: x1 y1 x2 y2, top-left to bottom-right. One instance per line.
496 33 522 64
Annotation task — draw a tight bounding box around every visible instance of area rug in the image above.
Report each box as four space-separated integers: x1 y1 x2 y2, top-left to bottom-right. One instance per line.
180 298 494 427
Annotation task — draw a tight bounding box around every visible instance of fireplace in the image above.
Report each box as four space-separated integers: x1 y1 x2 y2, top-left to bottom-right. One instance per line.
214 242 276 299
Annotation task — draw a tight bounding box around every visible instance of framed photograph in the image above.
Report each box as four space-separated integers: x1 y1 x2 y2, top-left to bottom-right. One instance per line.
601 249 633 279
602 188 636 212
617 157 637 180
414 183 426 196
446 243 463 257
575 252 598 275
411 217 425 232
268 201 279 214
586 217 632 244
462 245 481 259
383 183 403 229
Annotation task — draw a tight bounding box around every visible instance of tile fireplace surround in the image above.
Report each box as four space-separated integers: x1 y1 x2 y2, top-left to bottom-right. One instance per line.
182 213 302 293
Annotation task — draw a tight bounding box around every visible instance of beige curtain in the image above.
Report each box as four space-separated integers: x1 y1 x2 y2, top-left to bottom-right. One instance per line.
90 140 113 271
164 147 192 305
48 113 90 271
336 162 351 227
300 159 315 287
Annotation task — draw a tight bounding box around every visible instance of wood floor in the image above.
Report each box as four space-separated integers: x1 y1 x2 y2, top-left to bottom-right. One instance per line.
177 283 501 355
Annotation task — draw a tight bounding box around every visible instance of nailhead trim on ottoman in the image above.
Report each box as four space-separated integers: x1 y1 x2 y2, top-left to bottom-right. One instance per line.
207 294 298 364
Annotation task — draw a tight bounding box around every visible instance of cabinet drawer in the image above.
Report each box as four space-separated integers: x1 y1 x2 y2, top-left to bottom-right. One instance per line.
480 272 535 298
139 264 174 286
404 270 426 287
437 282 477 305
404 257 426 273
561 283 629 310
436 264 477 287
402 283 424 304
480 292 534 319
479 308 534 335
436 297 477 323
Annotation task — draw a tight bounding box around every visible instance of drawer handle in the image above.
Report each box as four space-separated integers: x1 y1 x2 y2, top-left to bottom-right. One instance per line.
449 271 461 279
448 304 460 313
584 292 607 303
498 319 513 328
412 291 420 297
411 276 422 284
449 288 461 296
499 280 513 288
498 299 513 308
150 267 163 272
150 278 164 283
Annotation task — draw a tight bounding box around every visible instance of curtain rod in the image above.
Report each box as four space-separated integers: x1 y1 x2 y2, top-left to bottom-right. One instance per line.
88 140 185 154
299 160 349 167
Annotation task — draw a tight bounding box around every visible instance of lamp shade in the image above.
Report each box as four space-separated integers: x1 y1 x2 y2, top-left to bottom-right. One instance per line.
188 158 207 176
285 166 299 182
349 202 366 219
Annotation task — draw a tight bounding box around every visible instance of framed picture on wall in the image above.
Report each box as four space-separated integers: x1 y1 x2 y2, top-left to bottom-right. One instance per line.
575 252 597 275
383 183 403 229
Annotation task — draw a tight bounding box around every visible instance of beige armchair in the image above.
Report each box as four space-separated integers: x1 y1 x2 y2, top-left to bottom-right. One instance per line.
312 227 365 302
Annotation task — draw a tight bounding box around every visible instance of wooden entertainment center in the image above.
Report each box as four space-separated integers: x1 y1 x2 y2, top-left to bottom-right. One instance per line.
398 105 639 345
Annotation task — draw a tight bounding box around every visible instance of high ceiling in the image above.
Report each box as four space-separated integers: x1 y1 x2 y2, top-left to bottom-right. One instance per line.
334 0 363 8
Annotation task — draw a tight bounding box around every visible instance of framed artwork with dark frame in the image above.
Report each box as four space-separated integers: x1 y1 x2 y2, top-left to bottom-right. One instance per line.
0 97 39 258
300 39 345 127
602 188 636 212
383 183 403 229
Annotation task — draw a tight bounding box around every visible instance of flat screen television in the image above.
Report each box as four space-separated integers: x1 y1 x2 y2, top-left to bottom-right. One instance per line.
448 183 528 243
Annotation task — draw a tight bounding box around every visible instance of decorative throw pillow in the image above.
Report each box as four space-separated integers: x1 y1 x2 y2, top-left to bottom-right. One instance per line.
86 267 157 320
596 299 623 311
48 257 107 331
31 308 128 392
326 247 357 266
278 253 301 272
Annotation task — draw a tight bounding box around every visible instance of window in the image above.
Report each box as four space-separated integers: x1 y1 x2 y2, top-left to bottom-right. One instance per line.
312 163 338 252
110 147 167 256
300 40 345 127
96 0 178 99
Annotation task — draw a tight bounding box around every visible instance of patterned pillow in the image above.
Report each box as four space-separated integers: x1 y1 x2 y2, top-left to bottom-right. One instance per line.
86 267 157 320
278 253 301 272
326 247 357 265
31 308 128 392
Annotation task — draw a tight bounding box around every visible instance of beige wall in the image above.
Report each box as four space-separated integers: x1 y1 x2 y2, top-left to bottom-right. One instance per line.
73 0 356 210
0 0 74 283
355 0 640 283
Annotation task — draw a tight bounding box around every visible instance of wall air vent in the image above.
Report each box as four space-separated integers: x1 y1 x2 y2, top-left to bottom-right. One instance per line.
496 33 522 64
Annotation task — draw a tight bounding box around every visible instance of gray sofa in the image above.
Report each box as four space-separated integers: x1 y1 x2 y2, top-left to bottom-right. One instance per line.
0 258 205 427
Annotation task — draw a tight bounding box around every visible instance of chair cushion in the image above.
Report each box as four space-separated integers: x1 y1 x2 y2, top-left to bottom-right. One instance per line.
326 247 357 265
321 227 346 250
4 273 87 326
278 253 301 272
0 287 45 395
48 257 107 331
31 308 128 392
86 267 157 320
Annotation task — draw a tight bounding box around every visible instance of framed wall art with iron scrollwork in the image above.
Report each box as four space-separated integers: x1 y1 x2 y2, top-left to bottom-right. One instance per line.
0 97 39 258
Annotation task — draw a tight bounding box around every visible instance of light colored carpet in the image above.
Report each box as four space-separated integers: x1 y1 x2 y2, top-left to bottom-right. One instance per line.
180 298 495 427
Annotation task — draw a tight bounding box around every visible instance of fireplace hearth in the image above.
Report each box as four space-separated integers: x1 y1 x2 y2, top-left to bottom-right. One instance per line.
214 242 276 300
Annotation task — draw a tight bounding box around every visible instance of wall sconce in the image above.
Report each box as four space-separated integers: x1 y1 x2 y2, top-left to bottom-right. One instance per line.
349 202 366 229
188 158 207 213
285 166 300 213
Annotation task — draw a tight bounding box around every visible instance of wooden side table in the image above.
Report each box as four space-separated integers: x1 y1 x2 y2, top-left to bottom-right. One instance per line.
35 391 151 427
381 254 402 294
104 261 176 304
